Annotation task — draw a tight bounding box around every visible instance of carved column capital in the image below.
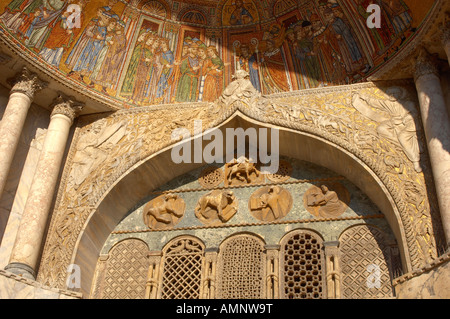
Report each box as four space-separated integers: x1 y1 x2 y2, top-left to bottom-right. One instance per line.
7 66 47 99
50 93 84 124
414 47 440 82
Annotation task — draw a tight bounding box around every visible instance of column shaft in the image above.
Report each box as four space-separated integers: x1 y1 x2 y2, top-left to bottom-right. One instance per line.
415 49 450 248
5 95 82 279
0 67 45 199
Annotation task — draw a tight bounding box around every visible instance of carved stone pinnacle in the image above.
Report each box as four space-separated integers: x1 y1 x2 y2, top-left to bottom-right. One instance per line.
50 93 84 123
7 66 47 99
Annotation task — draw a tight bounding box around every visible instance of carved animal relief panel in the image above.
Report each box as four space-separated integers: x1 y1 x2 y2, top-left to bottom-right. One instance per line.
249 186 293 222
143 194 185 230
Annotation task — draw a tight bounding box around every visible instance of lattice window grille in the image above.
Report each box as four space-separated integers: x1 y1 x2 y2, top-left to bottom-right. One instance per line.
339 225 395 299
100 239 150 299
217 234 266 299
160 237 204 299
280 230 325 299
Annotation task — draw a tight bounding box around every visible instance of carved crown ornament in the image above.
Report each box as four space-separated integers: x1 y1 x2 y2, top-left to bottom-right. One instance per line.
50 93 84 123
37 79 442 289
6 66 47 99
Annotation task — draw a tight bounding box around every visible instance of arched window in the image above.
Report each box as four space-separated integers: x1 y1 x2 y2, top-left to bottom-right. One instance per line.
216 233 266 298
279 229 325 299
96 239 149 299
339 224 396 298
159 236 205 299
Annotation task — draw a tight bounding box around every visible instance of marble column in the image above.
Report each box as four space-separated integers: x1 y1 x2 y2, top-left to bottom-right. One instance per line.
414 48 450 248
0 67 46 200
5 94 83 279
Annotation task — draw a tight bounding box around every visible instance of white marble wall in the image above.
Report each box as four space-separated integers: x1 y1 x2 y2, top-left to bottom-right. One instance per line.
0 84 50 269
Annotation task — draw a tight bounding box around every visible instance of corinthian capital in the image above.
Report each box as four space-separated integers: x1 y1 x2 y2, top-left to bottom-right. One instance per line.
50 93 84 124
414 47 440 82
7 66 47 99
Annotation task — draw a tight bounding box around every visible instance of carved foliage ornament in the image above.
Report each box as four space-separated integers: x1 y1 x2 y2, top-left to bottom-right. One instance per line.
51 94 84 123
7 66 47 99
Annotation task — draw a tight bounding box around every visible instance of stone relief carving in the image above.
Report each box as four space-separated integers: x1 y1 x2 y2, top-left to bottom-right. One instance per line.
38 81 440 289
143 194 185 230
225 157 263 186
69 119 127 190
303 183 350 218
249 186 293 222
352 87 422 172
7 66 47 99
218 70 261 107
195 190 238 226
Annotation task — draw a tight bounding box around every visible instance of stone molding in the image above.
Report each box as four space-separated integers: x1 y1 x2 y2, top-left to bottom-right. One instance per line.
6 66 47 100
393 250 450 286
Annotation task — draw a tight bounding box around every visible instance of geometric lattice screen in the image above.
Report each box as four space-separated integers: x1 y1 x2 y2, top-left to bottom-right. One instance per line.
280 230 326 299
216 234 266 299
160 236 204 299
339 225 395 299
99 239 150 299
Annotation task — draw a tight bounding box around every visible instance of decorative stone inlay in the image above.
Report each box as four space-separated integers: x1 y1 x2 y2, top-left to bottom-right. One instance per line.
7 66 47 99
266 160 292 183
198 166 224 188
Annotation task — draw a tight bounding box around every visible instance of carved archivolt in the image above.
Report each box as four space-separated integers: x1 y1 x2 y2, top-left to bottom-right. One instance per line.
37 80 441 289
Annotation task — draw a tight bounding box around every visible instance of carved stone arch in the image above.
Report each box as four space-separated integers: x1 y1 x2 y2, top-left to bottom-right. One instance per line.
279 228 326 299
216 232 266 298
338 224 399 298
37 105 425 297
159 235 205 299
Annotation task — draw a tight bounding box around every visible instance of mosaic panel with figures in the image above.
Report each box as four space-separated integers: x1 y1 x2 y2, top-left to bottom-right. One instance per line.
0 0 436 107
